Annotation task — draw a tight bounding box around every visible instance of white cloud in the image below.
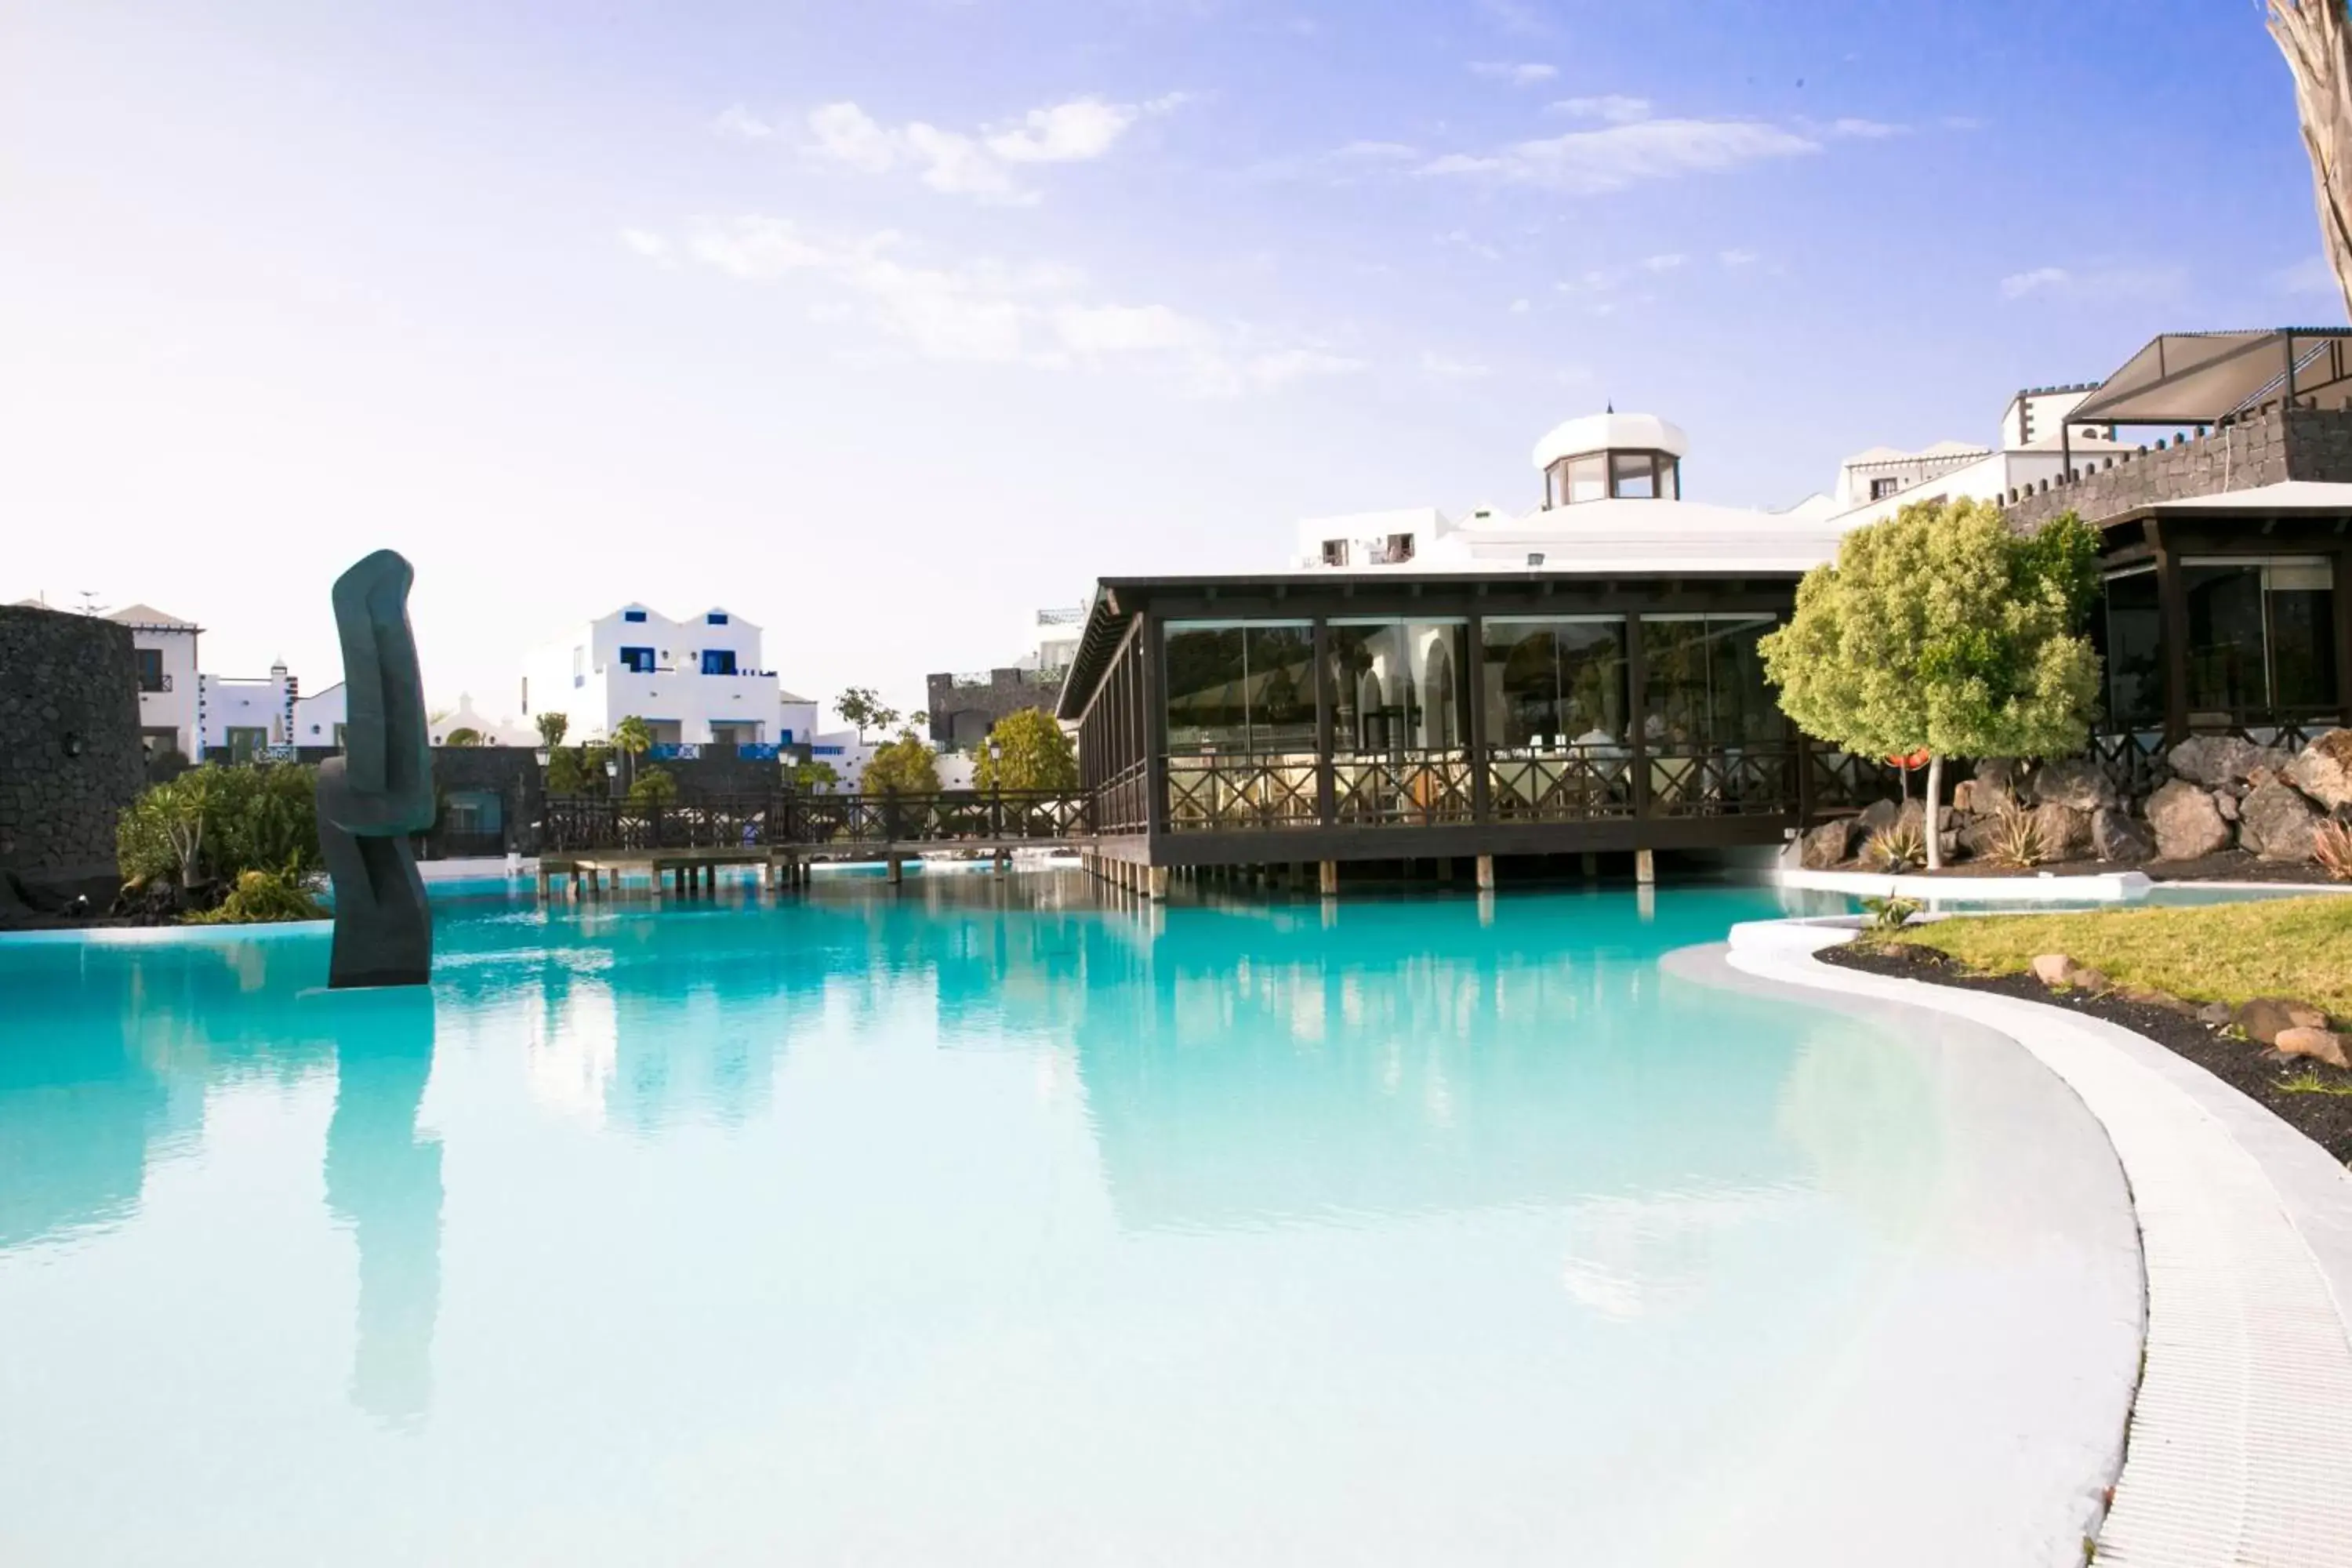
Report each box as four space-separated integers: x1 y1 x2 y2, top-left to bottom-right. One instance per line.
2000 267 2070 299
804 93 1182 204
711 104 776 141
1999 263 2184 303
1424 117 1819 194
1641 252 1686 272
1421 350 1492 382
1718 248 1759 268
1479 0 1555 37
2271 255 2339 296
1471 61 1559 86
1439 228 1501 261
1336 140 1419 161
619 229 673 262
653 215 1357 395
1508 297 1532 314
1830 117 1907 139
1548 95 1651 124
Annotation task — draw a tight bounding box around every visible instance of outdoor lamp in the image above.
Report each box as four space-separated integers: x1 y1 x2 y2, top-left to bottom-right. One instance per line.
534 747 552 768
63 731 84 757
605 756 619 778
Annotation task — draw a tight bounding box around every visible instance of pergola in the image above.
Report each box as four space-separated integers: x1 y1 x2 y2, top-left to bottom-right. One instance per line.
2058 328 2352 469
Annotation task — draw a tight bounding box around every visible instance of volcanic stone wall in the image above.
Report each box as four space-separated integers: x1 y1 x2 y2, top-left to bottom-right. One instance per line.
2008 403 2352 528
0 605 145 889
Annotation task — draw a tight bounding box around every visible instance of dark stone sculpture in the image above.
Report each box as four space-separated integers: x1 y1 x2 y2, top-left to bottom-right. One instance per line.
317 551 437 988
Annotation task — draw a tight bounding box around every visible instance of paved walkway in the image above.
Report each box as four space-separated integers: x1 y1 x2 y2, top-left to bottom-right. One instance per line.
1727 918 2352 1566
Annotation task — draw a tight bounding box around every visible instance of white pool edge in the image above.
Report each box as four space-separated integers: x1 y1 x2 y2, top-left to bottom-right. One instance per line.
1770 867 2156 901
1726 916 2352 1566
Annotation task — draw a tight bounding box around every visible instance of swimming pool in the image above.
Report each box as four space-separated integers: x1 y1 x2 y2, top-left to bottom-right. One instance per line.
0 874 2139 1565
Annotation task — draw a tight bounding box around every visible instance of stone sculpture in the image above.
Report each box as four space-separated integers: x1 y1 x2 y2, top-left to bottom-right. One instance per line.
317 550 436 988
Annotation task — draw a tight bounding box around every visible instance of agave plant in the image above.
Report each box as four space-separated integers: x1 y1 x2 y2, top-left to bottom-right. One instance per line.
1857 895 1922 937
1982 803 2049 869
1862 820 1927 872
2315 816 2352 883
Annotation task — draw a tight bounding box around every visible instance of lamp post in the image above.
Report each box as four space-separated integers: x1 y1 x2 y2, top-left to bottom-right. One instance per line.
988 738 1004 836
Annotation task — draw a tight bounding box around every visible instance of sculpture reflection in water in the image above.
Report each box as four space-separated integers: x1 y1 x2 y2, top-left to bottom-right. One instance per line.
316 549 436 989
323 985 443 1428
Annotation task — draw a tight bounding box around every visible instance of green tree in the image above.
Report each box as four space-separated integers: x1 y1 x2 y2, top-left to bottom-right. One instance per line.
861 728 940 793
1759 499 2101 870
836 686 900 742
627 766 678 809
790 758 841 792
115 764 323 887
535 712 570 749
442 727 483 747
972 707 1077 793
612 716 653 793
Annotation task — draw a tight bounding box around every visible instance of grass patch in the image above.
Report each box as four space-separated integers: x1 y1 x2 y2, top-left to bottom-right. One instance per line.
1892 895 2352 1021
2279 1068 2352 1098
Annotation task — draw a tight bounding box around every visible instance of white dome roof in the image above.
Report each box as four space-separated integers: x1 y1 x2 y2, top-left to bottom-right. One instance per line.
1531 412 1689 469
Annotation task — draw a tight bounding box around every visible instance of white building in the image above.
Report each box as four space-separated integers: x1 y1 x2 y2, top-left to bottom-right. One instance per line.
294 683 347 750
103 603 202 761
197 664 299 764
1818 383 2140 530
1296 412 1850 579
521 602 819 754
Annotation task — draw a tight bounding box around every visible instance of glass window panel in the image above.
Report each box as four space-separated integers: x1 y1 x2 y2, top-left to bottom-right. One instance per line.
1409 621 1469 749
2100 570 2163 728
1706 617 1784 746
1659 461 1679 500
1163 626 1248 753
1639 619 1711 749
1640 617 1781 748
1565 455 1606 504
1481 620 1627 747
1245 625 1317 752
1330 623 1415 754
2184 564 2267 714
1610 452 1656 499
2269 578 2339 710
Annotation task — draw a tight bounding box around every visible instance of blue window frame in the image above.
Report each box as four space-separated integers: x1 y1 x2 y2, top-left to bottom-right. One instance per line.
701 649 737 675
619 646 656 673
622 609 648 623
706 612 729 626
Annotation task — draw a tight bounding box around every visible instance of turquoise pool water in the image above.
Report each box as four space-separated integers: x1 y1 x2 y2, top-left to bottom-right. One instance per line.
0 875 2136 1565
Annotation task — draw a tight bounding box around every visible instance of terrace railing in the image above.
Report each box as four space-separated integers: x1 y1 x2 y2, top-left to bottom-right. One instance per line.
1333 750 1475 827
1646 746 1798 818
541 791 1091 852
1486 749 1635 821
1167 753 1319 831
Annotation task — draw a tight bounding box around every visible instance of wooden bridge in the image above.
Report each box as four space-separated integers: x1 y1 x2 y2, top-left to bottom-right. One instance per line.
533 791 1092 898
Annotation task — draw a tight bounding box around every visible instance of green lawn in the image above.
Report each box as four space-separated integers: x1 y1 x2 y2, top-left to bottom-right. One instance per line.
1892 895 2352 1022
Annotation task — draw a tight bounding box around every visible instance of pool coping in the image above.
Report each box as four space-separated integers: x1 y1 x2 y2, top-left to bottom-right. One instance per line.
1725 915 2352 1566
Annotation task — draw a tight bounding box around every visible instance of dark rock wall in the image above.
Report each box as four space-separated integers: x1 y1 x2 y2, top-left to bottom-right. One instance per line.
2008 404 2352 528
927 668 1066 750
0 606 145 886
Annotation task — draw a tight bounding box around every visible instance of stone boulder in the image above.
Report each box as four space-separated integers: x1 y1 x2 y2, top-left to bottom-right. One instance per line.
2240 780 2320 862
2285 729 2352 812
2276 1027 2351 1071
1854 798 1901 837
1799 818 1856 870
2030 801 2093 861
2031 758 2116 812
2168 735 2292 789
1950 779 1981 816
1972 757 2020 799
2213 789 2239 822
2091 806 2154 863
2144 779 2232 862
2030 953 2074 987
2235 996 2330 1045
1958 815 2009 860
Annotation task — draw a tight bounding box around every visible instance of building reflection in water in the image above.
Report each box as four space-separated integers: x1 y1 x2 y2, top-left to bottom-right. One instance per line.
322 986 442 1429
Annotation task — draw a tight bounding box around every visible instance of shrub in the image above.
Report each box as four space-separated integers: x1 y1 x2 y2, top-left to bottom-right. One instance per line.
117 764 321 887
973 707 1078 793
862 729 941 793
627 766 678 808
1858 895 1922 937
2317 818 2352 883
1861 821 1926 871
186 868 328 924
1982 804 2049 869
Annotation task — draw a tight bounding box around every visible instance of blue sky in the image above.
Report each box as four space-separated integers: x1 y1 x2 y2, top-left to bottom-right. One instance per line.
2 0 2337 724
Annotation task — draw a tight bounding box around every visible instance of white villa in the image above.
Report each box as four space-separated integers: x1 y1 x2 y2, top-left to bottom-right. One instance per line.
521 603 819 753
1815 383 2140 530
101 602 332 764
1295 411 1850 578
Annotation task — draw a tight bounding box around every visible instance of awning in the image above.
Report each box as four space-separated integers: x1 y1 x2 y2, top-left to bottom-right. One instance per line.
2067 328 2352 426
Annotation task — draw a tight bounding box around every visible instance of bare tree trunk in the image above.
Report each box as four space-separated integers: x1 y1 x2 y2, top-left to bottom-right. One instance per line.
1924 753 1945 871
2270 0 2352 321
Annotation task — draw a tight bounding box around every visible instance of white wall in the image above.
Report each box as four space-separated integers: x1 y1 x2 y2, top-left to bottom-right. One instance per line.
523 602 801 747
198 668 296 757
127 626 200 757
294 682 347 749
1294 506 1449 568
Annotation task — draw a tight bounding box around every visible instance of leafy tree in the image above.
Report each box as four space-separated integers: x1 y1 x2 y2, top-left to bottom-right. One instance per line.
442 727 483 747
790 758 841 792
612 715 653 792
836 686 899 742
1759 499 2101 870
861 728 940 793
546 741 613 796
535 712 570 749
973 707 1077 793
116 764 322 887
627 766 678 809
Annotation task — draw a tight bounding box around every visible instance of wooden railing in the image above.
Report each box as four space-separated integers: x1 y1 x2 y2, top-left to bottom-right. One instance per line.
540 791 1092 851
1167 753 1319 831
1486 750 1635 821
1646 746 1798 818
1333 750 1475 827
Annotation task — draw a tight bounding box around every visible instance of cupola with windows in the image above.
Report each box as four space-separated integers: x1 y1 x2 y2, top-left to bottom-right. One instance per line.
1531 411 1688 509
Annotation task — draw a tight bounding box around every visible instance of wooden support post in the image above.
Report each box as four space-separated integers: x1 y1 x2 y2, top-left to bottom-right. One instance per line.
1635 848 1656 884
994 848 1009 877
1147 866 1169 901
1319 859 1339 897
887 855 903 885
1582 851 1599 879
1475 854 1495 891
1438 858 1455 884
